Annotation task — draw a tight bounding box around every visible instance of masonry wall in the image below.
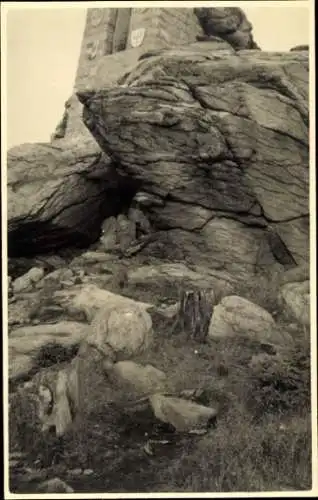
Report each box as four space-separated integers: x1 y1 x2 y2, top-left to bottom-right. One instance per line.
64 8 204 140
127 8 203 50
74 7 203 92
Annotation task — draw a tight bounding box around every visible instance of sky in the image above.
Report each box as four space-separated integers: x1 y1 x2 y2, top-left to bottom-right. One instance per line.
4 2 311 149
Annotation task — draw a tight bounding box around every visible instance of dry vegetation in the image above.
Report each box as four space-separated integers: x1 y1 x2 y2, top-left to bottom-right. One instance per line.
9 271 312 493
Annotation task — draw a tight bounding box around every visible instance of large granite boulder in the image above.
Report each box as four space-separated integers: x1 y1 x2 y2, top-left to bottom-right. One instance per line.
78 46 309 282
208 295 278 343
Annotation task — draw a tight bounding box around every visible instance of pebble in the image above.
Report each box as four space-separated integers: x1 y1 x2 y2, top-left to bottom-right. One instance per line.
61 280 75 288
81 251 114 263
83 469 94 476
68 468 82 476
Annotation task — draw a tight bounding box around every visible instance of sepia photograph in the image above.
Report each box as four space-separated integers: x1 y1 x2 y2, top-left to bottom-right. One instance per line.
1 0 316 497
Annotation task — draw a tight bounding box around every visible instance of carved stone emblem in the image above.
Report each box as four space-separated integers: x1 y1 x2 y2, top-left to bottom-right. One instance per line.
90 9 104 27
86 40 100 60
130 28 146 48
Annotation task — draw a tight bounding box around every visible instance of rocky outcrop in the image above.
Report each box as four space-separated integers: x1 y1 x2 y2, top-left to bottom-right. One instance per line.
7 139 139 257
7 8 311 495
9 322 89 381
194 7 260 50
290 45 309 52
78 46 309 281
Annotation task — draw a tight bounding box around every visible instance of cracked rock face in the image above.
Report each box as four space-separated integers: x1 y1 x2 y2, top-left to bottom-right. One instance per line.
7 139 139 257
78 46 309 281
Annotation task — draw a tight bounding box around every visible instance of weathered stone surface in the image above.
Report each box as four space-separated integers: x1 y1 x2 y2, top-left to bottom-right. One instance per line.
278 280 310 326
100 216 118 251
116 214 136 253
8 293 40 327
208 295 277 343
9 321 89 354
54 283 153 322
9 354 34 381
40 268 74 287
290 45 309 52
104 361 168 397
12 267 45 293
128 262 235 298
149 393 218 432
78 47 309 280
89 302 153 359
278 264 309 286
9 322 89 380
194 7 260 50
7 139 138 257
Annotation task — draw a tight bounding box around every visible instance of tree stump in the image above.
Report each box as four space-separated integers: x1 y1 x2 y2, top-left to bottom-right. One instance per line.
176 288 214 342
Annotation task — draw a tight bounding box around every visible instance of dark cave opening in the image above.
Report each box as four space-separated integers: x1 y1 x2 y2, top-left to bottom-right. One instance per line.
7 176 141 259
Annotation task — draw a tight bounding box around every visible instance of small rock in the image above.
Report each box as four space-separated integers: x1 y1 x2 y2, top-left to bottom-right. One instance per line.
105 361 168 396
36 477 74 493
73 268 85 278
100 216 118 251
13 277 30 294
286 323 299 332
68 468 82 476
9 451 25 460
19 468 47 483
149 394 218 433
143 442 154 456
83 468 94 476
98 263 113 274
155 302 180 319
9 459 21 468
249 353 274 369
43 268 74 287
278 280 310 326
80 251 115 263
13 267 45 293
61 279 76 288
28 267 45 283
259 342 277 355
